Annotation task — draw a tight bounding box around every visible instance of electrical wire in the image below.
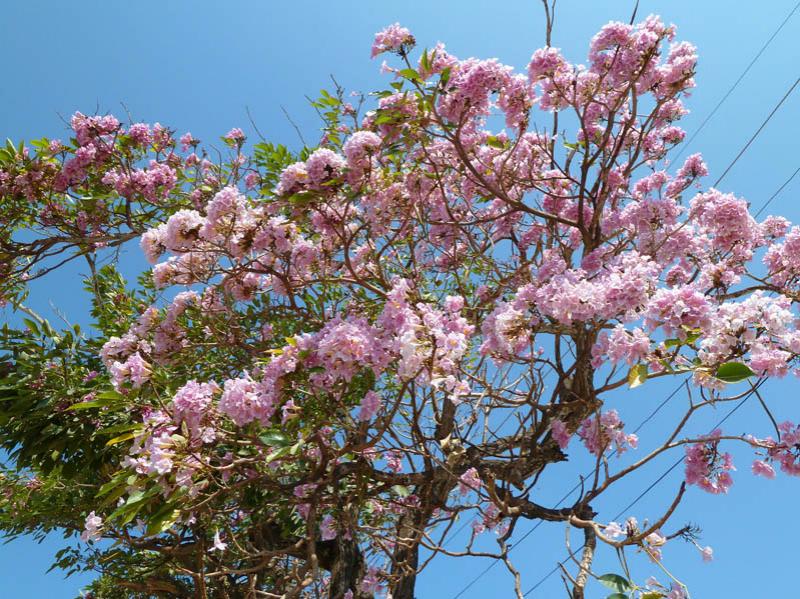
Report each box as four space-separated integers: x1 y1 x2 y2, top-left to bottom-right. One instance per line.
712 75 800 187
672 0 800 164
521 395 750 596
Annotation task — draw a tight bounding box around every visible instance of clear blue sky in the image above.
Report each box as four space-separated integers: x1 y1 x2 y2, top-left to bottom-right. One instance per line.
2 0 800 596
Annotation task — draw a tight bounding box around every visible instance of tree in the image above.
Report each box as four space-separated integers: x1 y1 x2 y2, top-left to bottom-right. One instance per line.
0 9 796 599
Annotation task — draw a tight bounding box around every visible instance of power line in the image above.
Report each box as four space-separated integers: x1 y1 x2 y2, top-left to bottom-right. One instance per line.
672 0 800 164
521 394 750 596
712 75 800 187
449 381 686 598
754 164 800 218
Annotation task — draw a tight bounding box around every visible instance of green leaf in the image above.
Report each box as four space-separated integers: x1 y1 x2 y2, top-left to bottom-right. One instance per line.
641 593 665 599
681 326 702 344
420 49 430 72
392 485 411 497
374 113 399 126
398 68 421 82
67 391 123 411
146 505 181 536
98 423 142 436
96 473 128 498
66 400 106 411
486 136 505 149
714 362 755 384
598 574 631 593
265 445 292 464
627 363 648 389
22 318 40 336
259 430 291 447
607 594 629 599
105 431 137 446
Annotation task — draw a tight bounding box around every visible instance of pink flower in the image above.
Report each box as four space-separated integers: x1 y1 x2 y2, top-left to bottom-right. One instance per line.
343 130 382 173
109 352 151 390
80 511 103 543
304 148 345 189
386 450 403 473
593 326 650 367
244 172 260 189
314 317 385 383
550 419 571 449
210 530 227 552
219 376 276 426
371 23 415 58
224 127 245 143
127 123 152 146
751 459 776 479
666 583 687 599
458 467 481 495
320 514 337 541
172 380 216 434
360 567 383 593
179 132 196 151
141 224 167 264
276 162 308 196
358 391 382 422
684 431 735 493
163 209 204 252
578 410 637 456
604 521 625 539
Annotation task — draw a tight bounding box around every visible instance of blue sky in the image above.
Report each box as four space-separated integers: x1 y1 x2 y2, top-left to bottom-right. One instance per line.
3 0 800 596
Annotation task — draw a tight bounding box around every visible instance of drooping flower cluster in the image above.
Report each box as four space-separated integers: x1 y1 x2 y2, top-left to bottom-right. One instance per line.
684 430 735 494
577 410 638 456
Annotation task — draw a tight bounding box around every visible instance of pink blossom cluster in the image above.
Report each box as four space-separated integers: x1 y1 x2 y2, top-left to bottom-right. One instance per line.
276 148 346 195
472 502 510 537
480 297 534 356
219 375 275 427
684 430 734 494
371 23 415 58
697 292 799 377
690 189 761 260
749 421 800 478
342 130 382 181
437 58 519 124
312 317 387 383
124 410 179 477
378 279 473 398
80 511 103 543
357 391 382 422
458 467 481 496
164 209 204 252
172 379 219 438
52 112 120 191
644 286 712 337
109 352 151 391
764 225 800 287
533 252 660 325
577 410 638 456
102 160 177 203
592 325 650 367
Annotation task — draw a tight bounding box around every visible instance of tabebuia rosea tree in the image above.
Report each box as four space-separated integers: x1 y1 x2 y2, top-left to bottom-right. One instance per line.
0 9 796 599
